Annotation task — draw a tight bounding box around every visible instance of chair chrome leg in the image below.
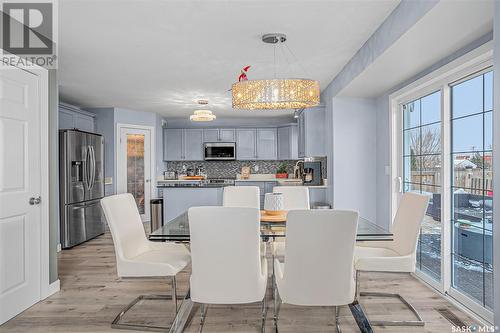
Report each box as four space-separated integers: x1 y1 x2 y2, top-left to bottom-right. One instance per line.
355 270 360 302
111 295 172 332
273 285 281 333
334 306 342 333
172 276 178 313
198 303 207 333
261 297 267 333
359 291 425 327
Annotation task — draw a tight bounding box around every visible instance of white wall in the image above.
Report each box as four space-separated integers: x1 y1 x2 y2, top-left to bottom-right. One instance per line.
331 97 377 222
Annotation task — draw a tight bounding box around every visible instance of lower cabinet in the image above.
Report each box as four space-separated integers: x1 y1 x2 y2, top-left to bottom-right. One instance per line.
162 187 223 222
234 181 277 209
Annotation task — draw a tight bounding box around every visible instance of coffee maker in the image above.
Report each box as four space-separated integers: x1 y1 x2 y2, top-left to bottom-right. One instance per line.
302 161 322 186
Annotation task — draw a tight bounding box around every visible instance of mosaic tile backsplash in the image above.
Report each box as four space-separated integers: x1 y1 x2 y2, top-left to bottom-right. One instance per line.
166 158 327 179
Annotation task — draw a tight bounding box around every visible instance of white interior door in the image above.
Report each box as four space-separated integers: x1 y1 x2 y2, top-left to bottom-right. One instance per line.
117 126 153 222
0 67 41 324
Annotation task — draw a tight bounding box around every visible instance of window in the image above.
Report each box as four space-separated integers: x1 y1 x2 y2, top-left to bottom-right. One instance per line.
402 91 442 281
450 70 493 310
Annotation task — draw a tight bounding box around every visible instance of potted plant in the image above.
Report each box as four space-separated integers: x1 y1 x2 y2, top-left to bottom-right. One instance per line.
275 162 288 179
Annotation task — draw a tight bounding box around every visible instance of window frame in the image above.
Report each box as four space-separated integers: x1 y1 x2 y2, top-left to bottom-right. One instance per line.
389 43 493 323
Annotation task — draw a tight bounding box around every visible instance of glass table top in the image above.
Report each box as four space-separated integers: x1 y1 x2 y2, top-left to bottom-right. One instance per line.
149 211 393 242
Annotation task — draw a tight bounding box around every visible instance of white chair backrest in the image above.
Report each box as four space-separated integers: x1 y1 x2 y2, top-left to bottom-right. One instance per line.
223 186 260 209
391 192 430 256
188 206 266 303
100 194 149 266
281 209 358 305
273 186 310 210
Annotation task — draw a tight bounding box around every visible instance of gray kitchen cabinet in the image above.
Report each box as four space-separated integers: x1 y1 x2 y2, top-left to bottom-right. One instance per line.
256 128 277 160
164 128 203 161
219 129 236 142
203 128 236 142
203 129 219 142
236 129 257 160
234 181 276 208
277 125 298 160
183 129 204 161
164 129 184 161
298 106 326 158
59 103 95 132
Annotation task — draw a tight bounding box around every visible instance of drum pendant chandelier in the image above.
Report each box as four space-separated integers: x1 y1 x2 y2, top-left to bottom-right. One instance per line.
232 33 320 110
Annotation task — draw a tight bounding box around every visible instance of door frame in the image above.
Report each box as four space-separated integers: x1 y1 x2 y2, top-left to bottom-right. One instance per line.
115 123 156 222
388 43 493 323
1 56 55 303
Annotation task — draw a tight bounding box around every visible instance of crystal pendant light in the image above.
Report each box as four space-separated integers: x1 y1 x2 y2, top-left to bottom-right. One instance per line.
232 33 320 110
190 110 216 122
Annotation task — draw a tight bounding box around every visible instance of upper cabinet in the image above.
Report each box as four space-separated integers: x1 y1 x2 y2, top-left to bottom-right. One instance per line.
219 129 236 142
203 128 236 142
236 128 277 160
164 126 291 161
277 125 298 160
236 129 257 160
256 128 277 160
298 106 326 157
59 103 95 133
163 128 203 161
183 129 204 161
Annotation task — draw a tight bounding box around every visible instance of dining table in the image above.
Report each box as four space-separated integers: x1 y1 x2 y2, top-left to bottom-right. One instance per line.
149 210 393 333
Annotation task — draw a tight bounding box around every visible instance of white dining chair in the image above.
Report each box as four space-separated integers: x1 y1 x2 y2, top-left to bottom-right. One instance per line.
271 186 310 257
273 209 359 332
273 186 310 210
354 192 430 327
188 206 268 332
223 185 260 208
101 193 191 331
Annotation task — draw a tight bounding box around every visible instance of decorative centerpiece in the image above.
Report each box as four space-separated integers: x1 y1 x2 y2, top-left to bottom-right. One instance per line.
264 192 284 216
275 162 288 179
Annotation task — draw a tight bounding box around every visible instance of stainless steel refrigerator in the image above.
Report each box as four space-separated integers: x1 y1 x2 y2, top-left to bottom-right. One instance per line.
59 129 105 248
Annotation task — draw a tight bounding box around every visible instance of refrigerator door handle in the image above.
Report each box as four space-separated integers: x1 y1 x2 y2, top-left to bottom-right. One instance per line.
85 146 91 190
90 145 96 189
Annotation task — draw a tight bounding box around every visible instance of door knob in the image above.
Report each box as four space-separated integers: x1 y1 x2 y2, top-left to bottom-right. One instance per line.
29 196 41 205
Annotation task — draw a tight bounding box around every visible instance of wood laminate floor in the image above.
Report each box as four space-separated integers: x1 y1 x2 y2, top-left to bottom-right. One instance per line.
0 231 482 332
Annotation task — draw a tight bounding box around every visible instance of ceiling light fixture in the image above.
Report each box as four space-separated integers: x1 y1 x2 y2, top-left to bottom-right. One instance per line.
232 33 320 110
190 110 216 122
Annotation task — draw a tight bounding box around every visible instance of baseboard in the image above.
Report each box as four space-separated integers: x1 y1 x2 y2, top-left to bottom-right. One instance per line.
42 279 60 298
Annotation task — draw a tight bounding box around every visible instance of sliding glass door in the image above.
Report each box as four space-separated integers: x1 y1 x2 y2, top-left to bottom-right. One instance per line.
397 65 493 320
402 91 442 281
450 70 493 310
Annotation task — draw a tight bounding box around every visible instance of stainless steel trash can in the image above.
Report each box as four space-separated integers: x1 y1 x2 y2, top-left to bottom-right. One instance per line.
150 198 164 232
312 203 331 209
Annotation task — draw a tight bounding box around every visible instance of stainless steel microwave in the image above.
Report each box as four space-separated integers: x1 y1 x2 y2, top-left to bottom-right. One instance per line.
204 142 236 160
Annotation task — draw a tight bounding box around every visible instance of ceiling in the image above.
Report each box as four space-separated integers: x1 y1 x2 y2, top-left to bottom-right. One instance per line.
339 0 494 98
58 0 399 119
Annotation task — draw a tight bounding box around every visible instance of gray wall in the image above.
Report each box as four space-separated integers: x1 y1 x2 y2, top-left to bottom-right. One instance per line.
88 108 115 195
330 97 377 222
85 107 167 195
493 1 500 327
